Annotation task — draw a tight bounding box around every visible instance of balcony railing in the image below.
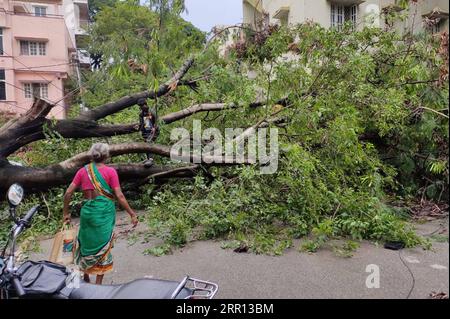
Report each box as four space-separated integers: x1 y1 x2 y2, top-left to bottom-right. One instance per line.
8 10 64 19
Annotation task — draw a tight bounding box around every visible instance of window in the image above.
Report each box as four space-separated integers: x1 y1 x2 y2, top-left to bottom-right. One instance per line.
38 42 46 55
331 4 345 30
29 42 37 55
0 69 6 100
347 5 358 27
20 41 28 55
331 3 358 30
427 18 447 34
23 83 48 99
0 29 3 55
33 6 47 17
23 83 31 98
20 41 46 56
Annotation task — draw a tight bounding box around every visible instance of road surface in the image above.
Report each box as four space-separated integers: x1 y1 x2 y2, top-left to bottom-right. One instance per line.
29 213 449 299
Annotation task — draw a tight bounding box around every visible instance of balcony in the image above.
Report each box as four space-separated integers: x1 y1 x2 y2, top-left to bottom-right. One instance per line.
75 0 89 20
12 3 28 14
11 1 64 18
75 19 90 36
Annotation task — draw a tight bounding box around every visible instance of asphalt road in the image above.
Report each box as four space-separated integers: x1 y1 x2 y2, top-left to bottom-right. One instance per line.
29 214 449 299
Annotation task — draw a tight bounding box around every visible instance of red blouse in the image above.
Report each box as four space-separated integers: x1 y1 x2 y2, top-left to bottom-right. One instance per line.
72 165 120 191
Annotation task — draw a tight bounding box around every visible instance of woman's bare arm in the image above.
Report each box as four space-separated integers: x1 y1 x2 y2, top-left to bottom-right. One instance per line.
63 183 77 224
113 187 138 226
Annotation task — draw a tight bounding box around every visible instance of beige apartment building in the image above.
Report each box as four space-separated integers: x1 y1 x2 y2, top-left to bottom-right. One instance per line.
243 0 449 33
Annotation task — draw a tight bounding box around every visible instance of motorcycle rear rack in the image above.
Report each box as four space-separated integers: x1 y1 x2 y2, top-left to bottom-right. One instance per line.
171 276 218 299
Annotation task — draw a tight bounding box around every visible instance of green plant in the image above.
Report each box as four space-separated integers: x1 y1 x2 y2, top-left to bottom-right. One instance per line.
300 240 322 253
429 234 449 243
143 243 172 257
333 241 361 258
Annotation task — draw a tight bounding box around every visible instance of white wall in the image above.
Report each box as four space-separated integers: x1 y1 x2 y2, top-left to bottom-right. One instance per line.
253 0 448 32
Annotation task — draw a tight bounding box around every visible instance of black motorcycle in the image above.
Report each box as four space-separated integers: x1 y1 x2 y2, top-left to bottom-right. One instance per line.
0 184 218 299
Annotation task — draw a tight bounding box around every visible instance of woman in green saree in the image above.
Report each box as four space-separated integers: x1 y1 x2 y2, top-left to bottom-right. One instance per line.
63 143 138 285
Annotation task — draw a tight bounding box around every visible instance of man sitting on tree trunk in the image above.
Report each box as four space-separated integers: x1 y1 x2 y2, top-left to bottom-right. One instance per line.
137 98 157 168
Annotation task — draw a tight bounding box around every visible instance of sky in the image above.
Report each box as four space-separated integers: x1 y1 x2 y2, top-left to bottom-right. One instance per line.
181 0 243 32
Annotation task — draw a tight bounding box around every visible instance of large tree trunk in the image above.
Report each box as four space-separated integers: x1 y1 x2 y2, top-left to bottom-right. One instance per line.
0 158 198 194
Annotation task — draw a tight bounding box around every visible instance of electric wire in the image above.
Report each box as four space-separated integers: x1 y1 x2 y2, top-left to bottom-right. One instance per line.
398 249 416 299
3 80 66 111
1 62 75 71
1 51 66 94
1 50 85 116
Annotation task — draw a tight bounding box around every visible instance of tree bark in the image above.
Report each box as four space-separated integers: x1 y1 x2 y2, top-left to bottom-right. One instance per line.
160 103 233 124
0 100 141 158
76 57 195 121
0 159 198 195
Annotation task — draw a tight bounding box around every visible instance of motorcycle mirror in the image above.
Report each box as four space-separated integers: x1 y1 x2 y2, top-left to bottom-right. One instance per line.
7 184 24 208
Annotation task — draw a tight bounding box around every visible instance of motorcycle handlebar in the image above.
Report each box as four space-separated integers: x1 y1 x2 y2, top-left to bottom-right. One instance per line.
21 205 40 226
11 276 25 297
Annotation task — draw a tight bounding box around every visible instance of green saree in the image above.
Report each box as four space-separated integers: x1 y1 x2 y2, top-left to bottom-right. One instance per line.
74 163 116 275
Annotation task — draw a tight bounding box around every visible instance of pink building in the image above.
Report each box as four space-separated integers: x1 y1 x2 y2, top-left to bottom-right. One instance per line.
0 0 86 119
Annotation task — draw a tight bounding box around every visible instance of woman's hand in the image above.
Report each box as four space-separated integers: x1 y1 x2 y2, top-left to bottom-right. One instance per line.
63 214 71 226
63 183 76 226
130 212 139 228
114 187 139 228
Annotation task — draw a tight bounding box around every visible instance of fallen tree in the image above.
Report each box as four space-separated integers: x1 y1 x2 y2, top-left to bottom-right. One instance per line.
0 1 448 254
0 56 262 194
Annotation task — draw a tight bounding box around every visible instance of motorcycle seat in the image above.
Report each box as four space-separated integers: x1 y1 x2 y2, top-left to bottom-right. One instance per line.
69 278 193 299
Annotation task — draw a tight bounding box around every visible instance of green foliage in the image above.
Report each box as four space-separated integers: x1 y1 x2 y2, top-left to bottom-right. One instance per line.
88 0 120 19
142 165 427 255
332 241 360 258
300 219 334 253
429 234 448 243
143 243 172 257
82 1 204 110
147 0 186 16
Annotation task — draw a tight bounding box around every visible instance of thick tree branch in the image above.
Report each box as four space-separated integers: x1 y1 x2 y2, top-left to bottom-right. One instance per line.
60 142 249 170
160 97 290 124
0 160 197 195
76 57 195 121
0 100 54 158
52 121 139 138
0 99 140 158
161 103 233 124
146 165 199 181
0 95 279 158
